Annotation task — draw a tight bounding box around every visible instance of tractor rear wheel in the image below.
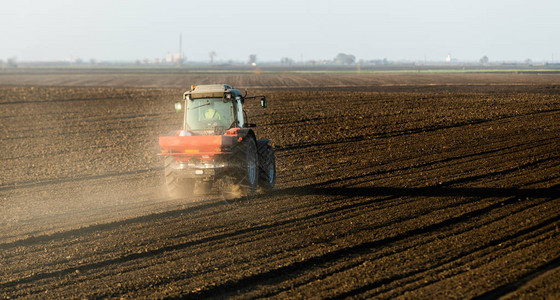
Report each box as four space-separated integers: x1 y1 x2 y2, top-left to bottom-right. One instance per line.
257 140 276 191
231 137 258 196
164 156 194 198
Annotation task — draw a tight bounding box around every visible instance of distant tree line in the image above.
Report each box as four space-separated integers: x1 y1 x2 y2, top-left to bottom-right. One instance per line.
334 53 356 64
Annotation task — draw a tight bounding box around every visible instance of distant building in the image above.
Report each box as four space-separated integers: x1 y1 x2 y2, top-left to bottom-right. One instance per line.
445 53 459 63
166 53 183 64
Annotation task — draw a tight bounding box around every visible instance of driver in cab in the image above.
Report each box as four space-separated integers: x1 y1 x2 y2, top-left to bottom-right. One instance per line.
203 105 223 126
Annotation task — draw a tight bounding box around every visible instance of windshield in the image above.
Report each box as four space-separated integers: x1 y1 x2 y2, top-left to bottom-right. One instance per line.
186 98 234 130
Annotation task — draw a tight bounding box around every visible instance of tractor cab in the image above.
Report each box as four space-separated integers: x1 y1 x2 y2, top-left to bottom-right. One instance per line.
176 84 265 135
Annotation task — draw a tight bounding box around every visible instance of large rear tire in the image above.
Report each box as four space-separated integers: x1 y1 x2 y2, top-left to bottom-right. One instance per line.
164 156 194 199
231 137 259 197
257 140 276 191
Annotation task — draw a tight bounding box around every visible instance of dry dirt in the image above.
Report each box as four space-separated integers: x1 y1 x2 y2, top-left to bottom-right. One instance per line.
1 70 559 299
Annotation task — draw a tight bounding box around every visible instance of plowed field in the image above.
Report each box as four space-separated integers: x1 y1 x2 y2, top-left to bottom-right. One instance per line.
1 70 559 298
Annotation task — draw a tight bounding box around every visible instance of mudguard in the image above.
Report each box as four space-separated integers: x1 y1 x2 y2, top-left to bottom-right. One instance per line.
236 128 256 141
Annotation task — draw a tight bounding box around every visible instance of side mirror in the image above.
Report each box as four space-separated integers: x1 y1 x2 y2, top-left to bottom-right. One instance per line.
174 102 182 113
260 96 267 108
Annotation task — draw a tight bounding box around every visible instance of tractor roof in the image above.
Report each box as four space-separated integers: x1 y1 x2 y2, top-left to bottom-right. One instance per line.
183 84 243 100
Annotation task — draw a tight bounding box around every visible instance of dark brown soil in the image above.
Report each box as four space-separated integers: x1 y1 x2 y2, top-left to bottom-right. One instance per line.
1 71 559 299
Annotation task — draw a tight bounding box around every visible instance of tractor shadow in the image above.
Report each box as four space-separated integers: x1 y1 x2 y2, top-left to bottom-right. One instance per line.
272 185 559 200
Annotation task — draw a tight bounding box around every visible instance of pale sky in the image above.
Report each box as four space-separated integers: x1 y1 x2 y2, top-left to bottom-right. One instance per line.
1 0 558 62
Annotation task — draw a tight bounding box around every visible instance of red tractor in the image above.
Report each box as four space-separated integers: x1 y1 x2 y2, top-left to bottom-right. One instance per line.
158 84 276 199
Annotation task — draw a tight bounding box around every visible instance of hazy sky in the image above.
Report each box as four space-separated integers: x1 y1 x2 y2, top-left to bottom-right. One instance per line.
1 0 559 62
